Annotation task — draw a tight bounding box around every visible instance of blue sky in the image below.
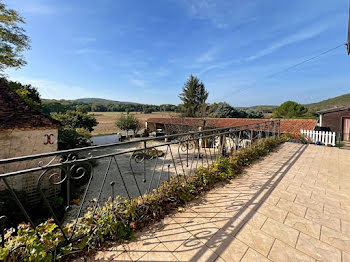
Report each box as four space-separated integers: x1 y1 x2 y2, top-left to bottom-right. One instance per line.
4 0 350 106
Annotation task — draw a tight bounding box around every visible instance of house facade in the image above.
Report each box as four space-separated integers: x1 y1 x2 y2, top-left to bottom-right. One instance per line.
0 83 59 204
317 106 350 141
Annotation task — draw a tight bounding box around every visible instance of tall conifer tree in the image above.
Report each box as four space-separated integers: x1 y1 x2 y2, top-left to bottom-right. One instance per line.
178 75 208 117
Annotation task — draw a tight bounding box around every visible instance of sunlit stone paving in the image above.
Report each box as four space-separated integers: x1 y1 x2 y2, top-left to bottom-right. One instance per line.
73 142 350 261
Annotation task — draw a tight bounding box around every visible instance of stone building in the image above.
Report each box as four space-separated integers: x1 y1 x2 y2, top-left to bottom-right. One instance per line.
317 106 350 141
0 82 59 203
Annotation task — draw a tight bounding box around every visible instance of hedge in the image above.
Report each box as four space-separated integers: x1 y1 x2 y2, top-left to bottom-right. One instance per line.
0 135 290 261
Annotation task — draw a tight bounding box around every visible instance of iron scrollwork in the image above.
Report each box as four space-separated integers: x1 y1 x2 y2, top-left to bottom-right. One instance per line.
0 120 280 257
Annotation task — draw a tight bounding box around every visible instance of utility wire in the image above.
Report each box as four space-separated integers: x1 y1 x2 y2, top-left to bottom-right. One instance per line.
210 43 346 102
266 43 345 78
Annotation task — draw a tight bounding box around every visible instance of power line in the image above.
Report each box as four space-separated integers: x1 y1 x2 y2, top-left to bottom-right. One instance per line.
266 43 345 78
209 43 346 102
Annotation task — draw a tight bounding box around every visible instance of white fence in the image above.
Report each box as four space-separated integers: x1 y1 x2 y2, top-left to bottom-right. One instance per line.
300 130 336 146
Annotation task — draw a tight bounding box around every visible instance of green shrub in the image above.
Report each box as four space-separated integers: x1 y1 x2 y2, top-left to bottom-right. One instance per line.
57 128 91 150
0 136 286 261
0 190 28 229
133 149 164 160
335 142 345 148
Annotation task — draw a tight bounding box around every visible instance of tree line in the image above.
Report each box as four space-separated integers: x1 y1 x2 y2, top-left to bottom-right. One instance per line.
42 100 179 115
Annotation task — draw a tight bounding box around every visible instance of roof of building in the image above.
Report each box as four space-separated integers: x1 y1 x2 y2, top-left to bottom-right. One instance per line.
146 117 317 135
278 119 317 135
316 105 350 114
0 82 58 130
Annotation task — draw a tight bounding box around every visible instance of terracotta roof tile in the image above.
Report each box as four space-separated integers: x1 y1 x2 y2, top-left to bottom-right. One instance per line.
0 82 58 130
146 117 316 135
279 119 316 135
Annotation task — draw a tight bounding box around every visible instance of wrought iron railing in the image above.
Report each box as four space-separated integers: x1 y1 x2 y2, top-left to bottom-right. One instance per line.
0 120 280 251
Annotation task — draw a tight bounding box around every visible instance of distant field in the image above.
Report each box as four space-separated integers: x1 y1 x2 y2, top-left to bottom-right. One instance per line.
91 112 179 135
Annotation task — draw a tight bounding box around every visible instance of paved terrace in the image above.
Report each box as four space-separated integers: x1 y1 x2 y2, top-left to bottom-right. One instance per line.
74 142 350 262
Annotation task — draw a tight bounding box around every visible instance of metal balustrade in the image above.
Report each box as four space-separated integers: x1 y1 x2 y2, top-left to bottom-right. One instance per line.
0 120 280 251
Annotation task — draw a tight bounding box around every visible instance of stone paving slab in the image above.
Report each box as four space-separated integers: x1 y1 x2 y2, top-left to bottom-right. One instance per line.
74 142 350 261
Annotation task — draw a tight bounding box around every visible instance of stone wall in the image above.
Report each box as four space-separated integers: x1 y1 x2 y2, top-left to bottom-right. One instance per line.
0 128 59 204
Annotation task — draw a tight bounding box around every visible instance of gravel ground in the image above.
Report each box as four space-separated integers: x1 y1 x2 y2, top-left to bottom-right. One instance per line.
64 139 218 222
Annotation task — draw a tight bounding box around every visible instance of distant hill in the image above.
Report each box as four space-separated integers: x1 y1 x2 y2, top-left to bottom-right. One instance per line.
42 97 141 105
238 105 277 114
304 93 350 112
41 97 178 114
75 98 139 105
240 93 350 114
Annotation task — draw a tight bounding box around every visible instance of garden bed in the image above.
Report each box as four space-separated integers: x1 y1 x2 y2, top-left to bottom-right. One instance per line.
0 135 290 261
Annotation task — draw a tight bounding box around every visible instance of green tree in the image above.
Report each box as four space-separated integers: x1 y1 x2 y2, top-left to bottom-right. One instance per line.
91 104 108 112
209 102 239 118
273 101 308 118
116 114 140 137
52 110 98 150
208 102 257 118
142 105 153 114
246 109 264 118
0 1 30 72
42 101 71 114
0 77 41 111
178 75 208 117
76 104 89 114
57 128 91 150
52 110 98 132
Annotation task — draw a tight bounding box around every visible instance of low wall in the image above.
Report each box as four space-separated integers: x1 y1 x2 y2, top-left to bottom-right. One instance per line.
0 128 59 204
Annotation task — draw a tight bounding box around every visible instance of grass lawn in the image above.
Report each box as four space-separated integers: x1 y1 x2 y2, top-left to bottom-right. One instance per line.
90 111 178 135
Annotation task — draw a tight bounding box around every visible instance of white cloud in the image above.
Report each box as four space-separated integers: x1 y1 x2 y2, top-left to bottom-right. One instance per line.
181 0 257 28
74 48 96 55
7 76 98 100
196 48 217 63
74 37 97 44
130 79 147 88
4 1 57 15
74 48 109 56
197 58 241 74
75 48 92 55
26 6 54 15
247 24 330 61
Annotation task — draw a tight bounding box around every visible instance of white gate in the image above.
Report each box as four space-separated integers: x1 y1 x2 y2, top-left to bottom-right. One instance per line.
300 130 336 146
